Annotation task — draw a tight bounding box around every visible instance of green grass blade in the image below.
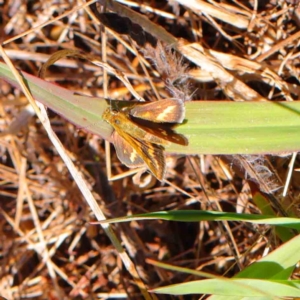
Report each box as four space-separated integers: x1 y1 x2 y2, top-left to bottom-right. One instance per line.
99 210 300 230
152 279 300 297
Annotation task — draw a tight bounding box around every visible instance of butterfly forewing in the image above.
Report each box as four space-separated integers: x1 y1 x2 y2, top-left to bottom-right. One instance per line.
130 116 188 146
107 105 188 146
127 99 185 123
106 108 169 145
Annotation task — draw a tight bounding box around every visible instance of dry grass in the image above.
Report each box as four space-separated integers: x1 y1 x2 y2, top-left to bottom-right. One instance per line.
0 0 300 299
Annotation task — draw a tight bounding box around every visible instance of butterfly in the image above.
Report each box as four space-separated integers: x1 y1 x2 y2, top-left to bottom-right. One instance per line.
102 99 188 180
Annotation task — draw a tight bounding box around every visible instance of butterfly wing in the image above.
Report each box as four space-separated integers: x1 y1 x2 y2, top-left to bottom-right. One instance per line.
130 116 189 146
128 99 185 123
105 108 169 145
120 133 166 180
104 109 166 180
112 131 144 167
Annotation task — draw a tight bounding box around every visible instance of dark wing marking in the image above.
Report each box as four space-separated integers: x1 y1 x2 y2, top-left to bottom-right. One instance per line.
130 116 189 146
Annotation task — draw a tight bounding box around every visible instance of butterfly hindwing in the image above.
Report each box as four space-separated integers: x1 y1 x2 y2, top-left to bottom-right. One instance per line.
113 131 144 167
120 131 166 180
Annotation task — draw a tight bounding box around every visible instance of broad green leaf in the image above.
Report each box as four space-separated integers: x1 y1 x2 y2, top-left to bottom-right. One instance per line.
1 61 300 155
0 61 113 140
170 100 300 154
234 234 300 280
